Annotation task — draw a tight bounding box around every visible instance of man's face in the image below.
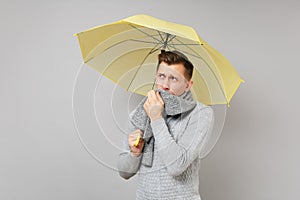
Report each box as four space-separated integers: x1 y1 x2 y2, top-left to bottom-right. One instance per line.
155 62 193 96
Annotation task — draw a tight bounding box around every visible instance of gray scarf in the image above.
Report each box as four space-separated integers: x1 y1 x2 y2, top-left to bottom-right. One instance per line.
130 89 197 167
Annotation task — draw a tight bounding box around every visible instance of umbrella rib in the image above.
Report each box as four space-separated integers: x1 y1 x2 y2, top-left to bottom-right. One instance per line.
173 38 204 59
150 45 163 54
164 35 175 51
169 43 200 46
167 35 200 46
129 24 163 44
157 31 164 42
129 39 163 45
167 35 176 44
157 31 176 50
170 39 179 51
166 34 199 47
162 34 177 51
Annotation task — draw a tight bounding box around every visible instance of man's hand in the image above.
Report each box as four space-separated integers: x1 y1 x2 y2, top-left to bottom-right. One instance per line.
143 90 165 122
128 129 144 157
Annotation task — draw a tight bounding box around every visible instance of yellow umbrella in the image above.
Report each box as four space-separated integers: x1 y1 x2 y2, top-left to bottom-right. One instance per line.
74 14 244 105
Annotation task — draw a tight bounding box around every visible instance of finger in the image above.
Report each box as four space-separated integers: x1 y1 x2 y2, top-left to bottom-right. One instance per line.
148 90 155 94
128 136 137 145
147 90 156 103
130 145 138 152
147 90 153 98
133 129 143 137
156 91 164 105
143 101 149 110
137 129 143 136
134 129 142 134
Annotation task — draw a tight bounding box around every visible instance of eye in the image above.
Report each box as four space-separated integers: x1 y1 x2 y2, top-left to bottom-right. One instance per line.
158 73 166 78
170 76 178 82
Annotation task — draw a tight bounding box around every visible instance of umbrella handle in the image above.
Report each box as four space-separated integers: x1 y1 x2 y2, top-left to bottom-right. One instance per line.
134 135 141 147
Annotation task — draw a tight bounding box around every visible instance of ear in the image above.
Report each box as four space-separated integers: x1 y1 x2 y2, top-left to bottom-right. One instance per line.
185 80 193 91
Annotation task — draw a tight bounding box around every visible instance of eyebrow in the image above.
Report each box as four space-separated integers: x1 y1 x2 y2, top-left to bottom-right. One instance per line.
158 72 166 76
158 72 180 78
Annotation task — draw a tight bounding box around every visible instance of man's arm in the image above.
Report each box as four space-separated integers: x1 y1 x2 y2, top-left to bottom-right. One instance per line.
151 105 214 176
117 118 143 180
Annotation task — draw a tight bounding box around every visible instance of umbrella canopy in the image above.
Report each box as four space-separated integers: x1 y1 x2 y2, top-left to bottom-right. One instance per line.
74 14 244 105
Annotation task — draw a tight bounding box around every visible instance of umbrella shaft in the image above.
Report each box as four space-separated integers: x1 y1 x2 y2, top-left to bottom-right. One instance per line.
162 33 171 51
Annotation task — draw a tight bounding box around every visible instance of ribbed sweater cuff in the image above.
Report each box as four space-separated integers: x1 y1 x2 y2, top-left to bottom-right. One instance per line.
129 152 142 161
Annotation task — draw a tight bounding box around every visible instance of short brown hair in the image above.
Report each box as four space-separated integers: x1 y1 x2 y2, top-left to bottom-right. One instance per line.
158 51 194 80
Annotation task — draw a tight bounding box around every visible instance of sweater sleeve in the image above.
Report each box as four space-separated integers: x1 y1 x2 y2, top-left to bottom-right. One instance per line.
117 116 142 180
150 105 214 176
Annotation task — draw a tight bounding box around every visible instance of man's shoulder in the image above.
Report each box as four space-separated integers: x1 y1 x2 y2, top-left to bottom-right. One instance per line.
192 102 213 116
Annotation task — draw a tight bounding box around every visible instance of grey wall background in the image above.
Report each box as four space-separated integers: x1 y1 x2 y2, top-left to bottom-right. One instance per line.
1 0 299 199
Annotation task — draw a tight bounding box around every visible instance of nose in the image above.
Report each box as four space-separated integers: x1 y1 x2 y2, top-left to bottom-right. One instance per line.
162 80 170 91
162 85 169 91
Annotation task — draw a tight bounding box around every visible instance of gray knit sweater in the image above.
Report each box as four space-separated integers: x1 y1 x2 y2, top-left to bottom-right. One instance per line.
117 102 213 200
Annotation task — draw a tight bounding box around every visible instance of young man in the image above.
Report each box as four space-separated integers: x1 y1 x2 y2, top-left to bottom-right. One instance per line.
118 51 214 200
